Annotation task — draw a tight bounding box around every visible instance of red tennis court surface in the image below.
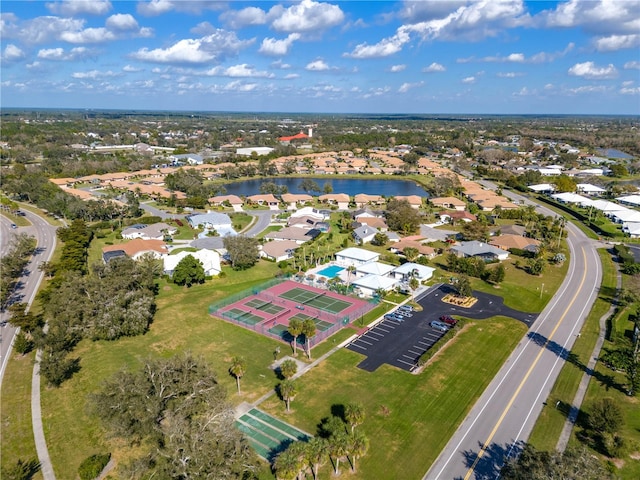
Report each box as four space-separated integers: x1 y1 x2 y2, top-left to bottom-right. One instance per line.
210 280 374 348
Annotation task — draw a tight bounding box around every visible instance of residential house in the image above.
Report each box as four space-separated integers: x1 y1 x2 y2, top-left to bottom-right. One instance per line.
247 194 280 210
394 195 423 209
264 226 320 244
354 216 389 231
430 196 467 211
102 239 169 262
260 240 300 262
390 239 436 258
319 193 350 210
354 193 385 208
353 225 379 244
489 234 541 252
450 241 509 261
209 195 244 212
391 262 436 281
186 212 235 236
121 222 177 240
281 193 313 210
438 211 477 224
335 247 380 267
163 250 221 277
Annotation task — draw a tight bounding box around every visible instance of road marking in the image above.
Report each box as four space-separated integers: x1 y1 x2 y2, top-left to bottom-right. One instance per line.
463 247 588 480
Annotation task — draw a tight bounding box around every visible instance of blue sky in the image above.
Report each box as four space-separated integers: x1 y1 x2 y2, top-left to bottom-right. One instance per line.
1 1 639 114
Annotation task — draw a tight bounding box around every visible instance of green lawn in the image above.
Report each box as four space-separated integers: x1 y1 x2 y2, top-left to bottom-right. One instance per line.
230 212 253 232
257 225 282 239
259 317 528 480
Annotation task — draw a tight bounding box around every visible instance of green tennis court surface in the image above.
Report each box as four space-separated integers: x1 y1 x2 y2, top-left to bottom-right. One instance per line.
245 298 285 315
288 313 333 332
267 323 288 337
236 408 310 460
278 287 352 314
225 308 264 325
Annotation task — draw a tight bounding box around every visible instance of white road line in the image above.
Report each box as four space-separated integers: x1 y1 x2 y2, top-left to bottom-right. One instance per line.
358 338 373 346
350 343 368 350
397 359 415 367
368 330 384 338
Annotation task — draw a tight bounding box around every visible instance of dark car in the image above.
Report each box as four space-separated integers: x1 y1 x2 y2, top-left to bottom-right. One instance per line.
440 315 458 326
396 310 413 318
10 223 17 229
430 320 449 332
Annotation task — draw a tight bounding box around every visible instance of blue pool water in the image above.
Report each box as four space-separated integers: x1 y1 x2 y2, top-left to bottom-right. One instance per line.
318 265 344 278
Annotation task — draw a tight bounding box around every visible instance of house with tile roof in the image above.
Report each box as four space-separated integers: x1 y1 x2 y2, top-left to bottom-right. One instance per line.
102 239 169 262
450 241 509 261
430 196 467 211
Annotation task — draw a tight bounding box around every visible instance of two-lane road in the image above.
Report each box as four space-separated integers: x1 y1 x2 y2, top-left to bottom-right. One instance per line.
0 210 57 384
426 193 601 479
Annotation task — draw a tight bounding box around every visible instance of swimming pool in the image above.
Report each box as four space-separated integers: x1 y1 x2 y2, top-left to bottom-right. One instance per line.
317 265 345 278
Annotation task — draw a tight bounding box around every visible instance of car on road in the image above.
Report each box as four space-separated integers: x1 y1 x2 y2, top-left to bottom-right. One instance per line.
396 310 413 318
439 315 458 326
398 305 414 312
430 320 449 332
16 210 25 216
10 223 17 229
385 313 404 322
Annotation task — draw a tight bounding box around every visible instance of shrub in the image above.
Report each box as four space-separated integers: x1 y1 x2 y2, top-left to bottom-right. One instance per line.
78 453 111 480
13 332 34 355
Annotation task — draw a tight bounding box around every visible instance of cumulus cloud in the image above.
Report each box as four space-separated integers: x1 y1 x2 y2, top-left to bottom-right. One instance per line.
539 0 639 36
130 30 254 64
271 59 291 69
620 86 640 95
105 13 141 31
462 76 476 84
37 46 93 61
137 0 224 16
344 30 410 59
568 61 618 79
220 6 267 29
305 59 330 71
270 0 344 33
205 64 274 78
2 16 85 44
458 43 573 64
46 0 112 16
497 71 523 78
568 85 608 94
258 33 300 56
390 64 406 72
398 81 424 93
71 69 118 79
624 61 640 70
123 64 142 72
284 73 299 79
594 34 640 52
1 44 25 63
422 62 445 73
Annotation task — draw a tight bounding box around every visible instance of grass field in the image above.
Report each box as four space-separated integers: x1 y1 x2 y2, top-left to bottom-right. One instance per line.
259 316 528 480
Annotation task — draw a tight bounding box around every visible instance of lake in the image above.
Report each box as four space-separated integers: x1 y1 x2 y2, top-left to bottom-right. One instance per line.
221 177 430 197
597 148 634 159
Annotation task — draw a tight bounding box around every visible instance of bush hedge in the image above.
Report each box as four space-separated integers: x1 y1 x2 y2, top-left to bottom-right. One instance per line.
417 319 465 367
78 453 110 480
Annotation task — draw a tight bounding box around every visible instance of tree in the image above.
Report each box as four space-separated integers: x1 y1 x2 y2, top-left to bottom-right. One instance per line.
7 303 43 333
299 179 321 193
346 265 356 289
273 446 302 480
172 254 205 287
328 431 349 475
305 437 328 480
487 264 506 284
91 354 257 478
344 403 365 433
279 379 297 411
287 317 303 355
229 356 247 395
553 174 577 193
460 221 489 242
323 182 333 194
370 232 388 246
301 318 317 359
385 199 422 234
0 458 40 480
588 397 623 435
527 257 546 276
455 275 473 298
501 444 612 480
280 358 298 379
403 247 419 262
223 235 259 270
347 431 369 473
409 276 420 301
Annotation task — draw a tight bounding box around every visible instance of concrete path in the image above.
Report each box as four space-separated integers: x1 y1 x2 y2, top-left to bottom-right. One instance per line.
556 247 621 452
32 348 56 480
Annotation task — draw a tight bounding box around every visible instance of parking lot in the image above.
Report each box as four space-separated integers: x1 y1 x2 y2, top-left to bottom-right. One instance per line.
347 284 537 373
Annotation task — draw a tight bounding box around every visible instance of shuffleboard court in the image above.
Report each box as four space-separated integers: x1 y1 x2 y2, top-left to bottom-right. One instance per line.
236 408 310 460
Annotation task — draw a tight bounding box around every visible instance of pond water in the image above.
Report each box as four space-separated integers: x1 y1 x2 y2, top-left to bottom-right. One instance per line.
221 177 429 197
597 148 634 159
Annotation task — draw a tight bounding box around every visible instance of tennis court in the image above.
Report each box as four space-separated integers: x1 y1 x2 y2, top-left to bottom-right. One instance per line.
245 298 285 315
225 308 264 326
236 408 310 460
278 287 352 314
288 312 334 332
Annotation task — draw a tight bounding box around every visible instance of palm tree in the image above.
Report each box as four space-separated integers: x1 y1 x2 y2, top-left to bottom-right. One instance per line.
347 431 369 473
403 247 419 262
328 432 349 475
346 265 356 289
273 447 300 480
305 437 328 480
301 318 317 359
229 356 247 395
279 358 298 379
288 317 303 355
344 402 365 433
287 441 308 480
279 379 297 412
409 276 420 302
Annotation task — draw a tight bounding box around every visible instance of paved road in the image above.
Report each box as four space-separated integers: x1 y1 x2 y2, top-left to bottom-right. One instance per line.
425 189 602 479
0 210 58 383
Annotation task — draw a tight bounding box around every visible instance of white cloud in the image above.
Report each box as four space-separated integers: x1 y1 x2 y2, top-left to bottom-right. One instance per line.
344 30 410 59
284 73 299 79
270 0 344 33
46 0 112 16
137 0 224 16
1 44 25 63
105 14 140 32
624 61 640 70
2 16 84 44
422 62 445 73
568 85 608 94
462 76 476 84
305 59 330 71
205 64 274 78
130 30 254 64
259 33 300 56
594 34 640 52
220 6 267 29
223 80 258 92
539 0 639 36
71 69 118 79
568 61 618 79
37 46 93 61
398 81 424 93
271 60 291 69
620 86 640 95
497 72 523 78
123 64 142 72
60 27 116 43
390 64 406 72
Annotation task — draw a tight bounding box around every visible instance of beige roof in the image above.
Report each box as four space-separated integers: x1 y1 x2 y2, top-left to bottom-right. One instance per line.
262 240 300 259
103 239 168 257
430 196 466 207
319 193 350 202
394 195 423 205
209 194 243 205
392 239 436 256
247 194 279 203
281 193 313 203
489 234 541 250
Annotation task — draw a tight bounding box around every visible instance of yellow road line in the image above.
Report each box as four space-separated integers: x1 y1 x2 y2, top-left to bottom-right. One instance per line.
463 246 588 480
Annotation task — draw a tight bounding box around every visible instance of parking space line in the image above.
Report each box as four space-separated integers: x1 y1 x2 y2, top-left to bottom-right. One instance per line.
418 340 430 346
358 338 373 346
397 359 415 367
408 349 422 355
368 331 385 338
350 343 368 350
